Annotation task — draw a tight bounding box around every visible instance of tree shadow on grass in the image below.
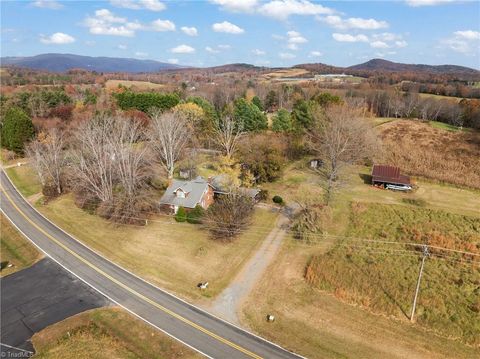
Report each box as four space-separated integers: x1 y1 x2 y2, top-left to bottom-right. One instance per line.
359 173 372 185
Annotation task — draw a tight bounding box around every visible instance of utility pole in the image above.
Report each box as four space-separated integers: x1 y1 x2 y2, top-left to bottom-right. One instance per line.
410 244 429 322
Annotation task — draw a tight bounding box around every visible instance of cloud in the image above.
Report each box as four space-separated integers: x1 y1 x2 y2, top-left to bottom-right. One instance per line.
310 51 322 57
210 0 258 13
332 33 369 42
395 40 408 48
370 40 389 49
319 15 388 30
117 44 127 50
84 9 175 36
286 30 307 51
135 51 148 58
252 49 266 55
151 19 175 31
205 44 231 53
259 0 334 20
110 0 166 11
181 26 198 36
168 58 179 64
171 44 195 54
212 21 245 34
405 0 454 7
454 30 480 40
279 52 296 59
40 32 75 44
441 30 480 54
32 0 63 9
84 9 136 37
205 46 219 53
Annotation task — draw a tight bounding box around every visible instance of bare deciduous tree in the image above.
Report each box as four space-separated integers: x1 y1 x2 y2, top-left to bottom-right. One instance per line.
26 129 66 195
308 104 379 204
70 115 153 222
213 116 244 160
70 116 117 203
204 192 254 241
148 110 190 179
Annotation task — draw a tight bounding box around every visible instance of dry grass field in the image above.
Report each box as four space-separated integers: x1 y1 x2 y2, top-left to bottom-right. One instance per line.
32 307 201 359
105 79 165 91
378 119 480 189
262 68 310 79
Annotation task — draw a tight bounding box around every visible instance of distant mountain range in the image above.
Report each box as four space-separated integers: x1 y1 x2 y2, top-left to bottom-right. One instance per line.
346 58 478 75
0 53 181 73
1 53 478 76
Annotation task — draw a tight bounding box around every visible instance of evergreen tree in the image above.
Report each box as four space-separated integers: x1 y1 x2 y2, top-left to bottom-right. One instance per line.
175 206 187 222
233 98 267 131
272 109 292 132
292 100 314 130
251 96 264 111
1 107 35 153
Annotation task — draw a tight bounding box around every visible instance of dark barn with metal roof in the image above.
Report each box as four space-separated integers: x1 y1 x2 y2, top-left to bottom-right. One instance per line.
371 165 411 186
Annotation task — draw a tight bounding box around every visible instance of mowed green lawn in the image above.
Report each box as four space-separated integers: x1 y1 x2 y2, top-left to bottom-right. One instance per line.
5 165 42 198
39 194 278 300
1 214 40 276
32 307 202 359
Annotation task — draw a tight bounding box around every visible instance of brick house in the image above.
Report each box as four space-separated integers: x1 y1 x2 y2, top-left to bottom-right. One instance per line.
159 176 214 214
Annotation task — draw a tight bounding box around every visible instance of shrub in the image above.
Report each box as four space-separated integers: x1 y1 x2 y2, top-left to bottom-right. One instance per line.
272 195 283 204
187 205 204 224
175 206 187 222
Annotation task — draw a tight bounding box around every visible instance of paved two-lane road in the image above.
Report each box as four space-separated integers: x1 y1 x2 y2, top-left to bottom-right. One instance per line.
0 170 303 359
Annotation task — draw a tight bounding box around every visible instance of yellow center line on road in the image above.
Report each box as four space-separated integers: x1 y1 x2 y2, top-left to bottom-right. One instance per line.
0 184 263 359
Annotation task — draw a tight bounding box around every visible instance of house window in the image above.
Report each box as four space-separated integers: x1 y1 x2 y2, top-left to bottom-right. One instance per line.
176 190 185 198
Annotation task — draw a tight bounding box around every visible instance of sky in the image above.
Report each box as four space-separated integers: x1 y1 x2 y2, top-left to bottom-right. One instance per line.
1 0 479 69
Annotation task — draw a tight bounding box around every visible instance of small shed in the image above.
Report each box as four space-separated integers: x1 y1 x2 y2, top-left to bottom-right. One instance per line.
371 165 410 187
309 158 324 169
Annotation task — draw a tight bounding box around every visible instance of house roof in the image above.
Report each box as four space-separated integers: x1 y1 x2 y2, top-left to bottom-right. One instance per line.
159 176 210 209
372 165 410 185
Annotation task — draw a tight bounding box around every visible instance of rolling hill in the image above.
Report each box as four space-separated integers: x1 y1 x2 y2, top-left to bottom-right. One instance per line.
0 53 181 73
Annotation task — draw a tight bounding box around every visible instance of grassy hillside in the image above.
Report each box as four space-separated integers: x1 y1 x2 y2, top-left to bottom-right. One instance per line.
378 119 480 189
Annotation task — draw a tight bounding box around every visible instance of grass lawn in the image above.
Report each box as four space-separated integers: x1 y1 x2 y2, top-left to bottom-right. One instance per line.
5 165 42 198
0 214 41 276
38 194 278 301
429 120 469 132
32 307 202 359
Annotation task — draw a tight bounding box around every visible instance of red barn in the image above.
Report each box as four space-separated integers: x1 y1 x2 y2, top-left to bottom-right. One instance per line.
371 165 411 189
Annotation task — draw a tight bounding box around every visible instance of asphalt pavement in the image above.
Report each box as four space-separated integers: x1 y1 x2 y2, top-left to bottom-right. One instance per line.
0 258 109 356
